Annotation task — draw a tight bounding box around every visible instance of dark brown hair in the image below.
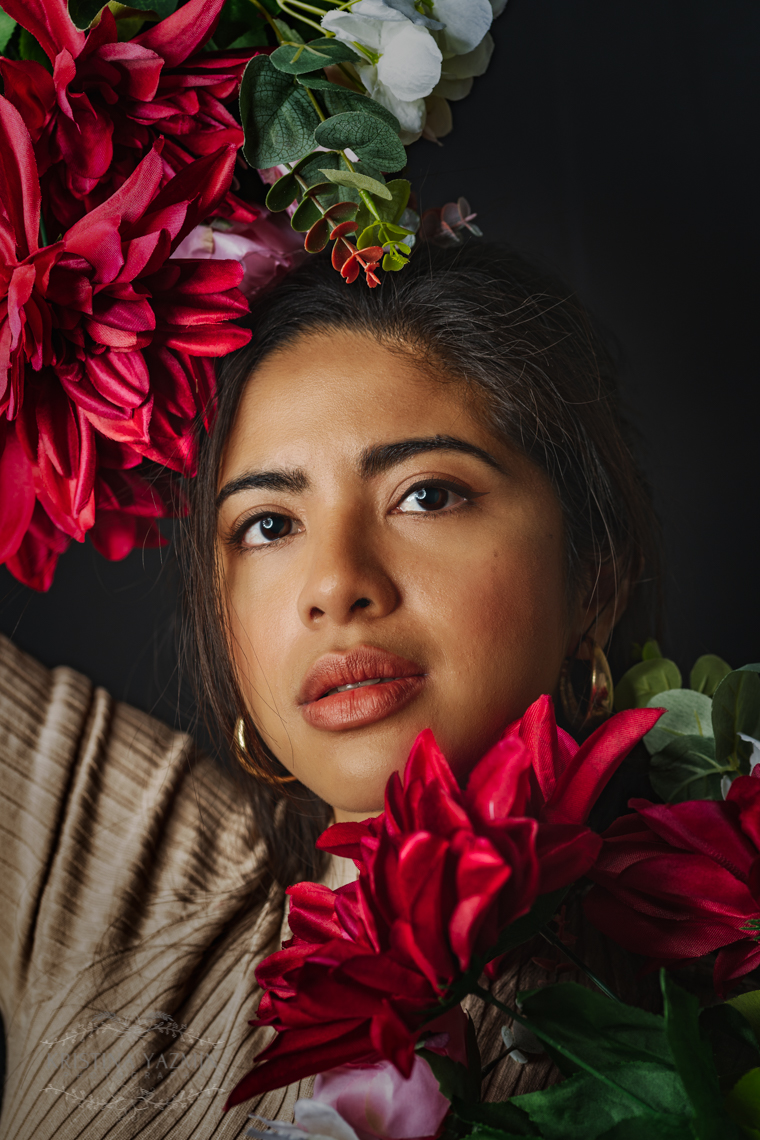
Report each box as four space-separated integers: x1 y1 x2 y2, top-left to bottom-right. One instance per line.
180 243 660 888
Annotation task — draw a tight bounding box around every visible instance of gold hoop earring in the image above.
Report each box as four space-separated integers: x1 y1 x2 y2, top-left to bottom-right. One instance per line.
233 717 297 787
559 637 614 731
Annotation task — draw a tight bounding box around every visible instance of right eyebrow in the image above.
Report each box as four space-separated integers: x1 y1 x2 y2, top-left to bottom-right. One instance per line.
216 469 309 508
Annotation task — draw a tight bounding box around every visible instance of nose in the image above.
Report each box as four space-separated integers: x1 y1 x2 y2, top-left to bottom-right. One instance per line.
296 514 400 628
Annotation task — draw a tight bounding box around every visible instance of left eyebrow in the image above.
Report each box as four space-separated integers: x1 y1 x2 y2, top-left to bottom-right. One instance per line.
359 435 504 478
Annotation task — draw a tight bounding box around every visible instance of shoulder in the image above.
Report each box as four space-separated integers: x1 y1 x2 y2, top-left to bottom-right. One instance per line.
0 635 265 1007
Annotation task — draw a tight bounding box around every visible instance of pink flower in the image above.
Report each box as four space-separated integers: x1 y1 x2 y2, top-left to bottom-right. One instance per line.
313 1056 450 1140
0 0 259 230
172 212 306 298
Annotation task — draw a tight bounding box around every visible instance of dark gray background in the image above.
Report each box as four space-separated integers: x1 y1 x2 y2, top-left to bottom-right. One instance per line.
2 0 759 727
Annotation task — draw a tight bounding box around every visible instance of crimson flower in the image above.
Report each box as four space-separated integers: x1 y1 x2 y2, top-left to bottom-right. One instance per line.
0 0 258 231
0 93 250 586
227 697 659 1107
584 775 760 998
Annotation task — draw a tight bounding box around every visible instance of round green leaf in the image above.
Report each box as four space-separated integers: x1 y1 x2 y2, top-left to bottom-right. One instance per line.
291 195 324 232
649 735 724 803
643 689 714 756
271 37 359 74
319 168 392 200
296 78 401 135
690 654 732 697
712 666 760 771
614 658 682 711
265 172 299 212
240 55 319 168
314 112 407 173
642 638 663 661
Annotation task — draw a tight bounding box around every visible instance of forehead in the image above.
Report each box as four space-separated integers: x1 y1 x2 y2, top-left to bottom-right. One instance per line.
222 330 495 478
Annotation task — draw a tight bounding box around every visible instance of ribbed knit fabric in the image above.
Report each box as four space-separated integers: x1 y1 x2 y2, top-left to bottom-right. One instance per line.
0 633 657 1138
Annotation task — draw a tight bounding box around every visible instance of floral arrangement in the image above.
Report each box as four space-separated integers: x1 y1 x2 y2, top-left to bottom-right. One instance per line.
0 0 503 589
228 664 760 1140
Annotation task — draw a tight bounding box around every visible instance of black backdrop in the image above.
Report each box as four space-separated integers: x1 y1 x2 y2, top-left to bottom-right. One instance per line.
2 0 759 727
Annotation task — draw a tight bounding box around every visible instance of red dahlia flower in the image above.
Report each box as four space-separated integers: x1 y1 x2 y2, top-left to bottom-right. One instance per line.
584 775 760 998
0 0 257 230
227 698 658 1107
0 93 250 587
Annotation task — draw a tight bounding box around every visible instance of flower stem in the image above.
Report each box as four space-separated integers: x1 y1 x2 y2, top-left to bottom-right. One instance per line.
250 0 286 42
276 0 326 33
305 88 326 122
471 984 657 1115
538 926 621 1003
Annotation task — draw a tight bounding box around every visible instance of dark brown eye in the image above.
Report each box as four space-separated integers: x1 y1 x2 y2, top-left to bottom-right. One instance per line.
242 514 294 546
397 485 465 513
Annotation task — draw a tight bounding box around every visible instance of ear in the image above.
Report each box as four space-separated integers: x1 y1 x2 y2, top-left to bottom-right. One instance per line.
565 558 631 657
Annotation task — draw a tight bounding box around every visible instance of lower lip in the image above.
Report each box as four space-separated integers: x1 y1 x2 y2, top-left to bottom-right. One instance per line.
300 676 426 732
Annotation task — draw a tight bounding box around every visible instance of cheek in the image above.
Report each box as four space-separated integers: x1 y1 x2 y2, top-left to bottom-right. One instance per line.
222 556 296 708
410 529 568 738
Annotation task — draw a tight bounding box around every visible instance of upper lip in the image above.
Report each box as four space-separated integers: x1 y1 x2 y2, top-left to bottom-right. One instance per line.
298 645 425 705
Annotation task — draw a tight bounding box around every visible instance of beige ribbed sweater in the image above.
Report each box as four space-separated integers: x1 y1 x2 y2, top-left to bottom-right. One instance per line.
0 633 650 1139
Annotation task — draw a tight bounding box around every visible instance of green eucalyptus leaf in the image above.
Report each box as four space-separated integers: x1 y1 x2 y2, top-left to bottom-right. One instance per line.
296 75 401 133
642 639 663 661
512 1064 690 1139
271 36 358 73
314 111 407 172
690 654 732 697
614 659 682 711
643 690 714 755
712 666 760 772
648 734 725 803
0 9 16 52
319 168 392 199
517 982 673 1077
240 55 319 168
291 195 324 232
265 172 299 212
355 178 411 230
661 971 742 1140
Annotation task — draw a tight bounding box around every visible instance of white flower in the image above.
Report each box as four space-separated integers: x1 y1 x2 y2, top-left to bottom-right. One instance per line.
248 1101 360 1140
434 33 494 100
740 733 760 774
430 0 493 56
322 5 442 139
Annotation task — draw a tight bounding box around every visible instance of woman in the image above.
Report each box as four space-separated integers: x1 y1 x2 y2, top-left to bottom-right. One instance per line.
0 244 658 1139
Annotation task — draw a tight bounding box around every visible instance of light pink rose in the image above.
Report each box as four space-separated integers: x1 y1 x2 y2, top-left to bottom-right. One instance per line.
313 1057 447 1140
312 1006 468 1140
171 210 305 298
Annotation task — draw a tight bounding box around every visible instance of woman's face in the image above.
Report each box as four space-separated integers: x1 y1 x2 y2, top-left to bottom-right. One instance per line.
217 330 576 819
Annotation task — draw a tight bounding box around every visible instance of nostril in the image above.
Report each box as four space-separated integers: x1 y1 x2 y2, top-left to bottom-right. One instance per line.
353 597 371 610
